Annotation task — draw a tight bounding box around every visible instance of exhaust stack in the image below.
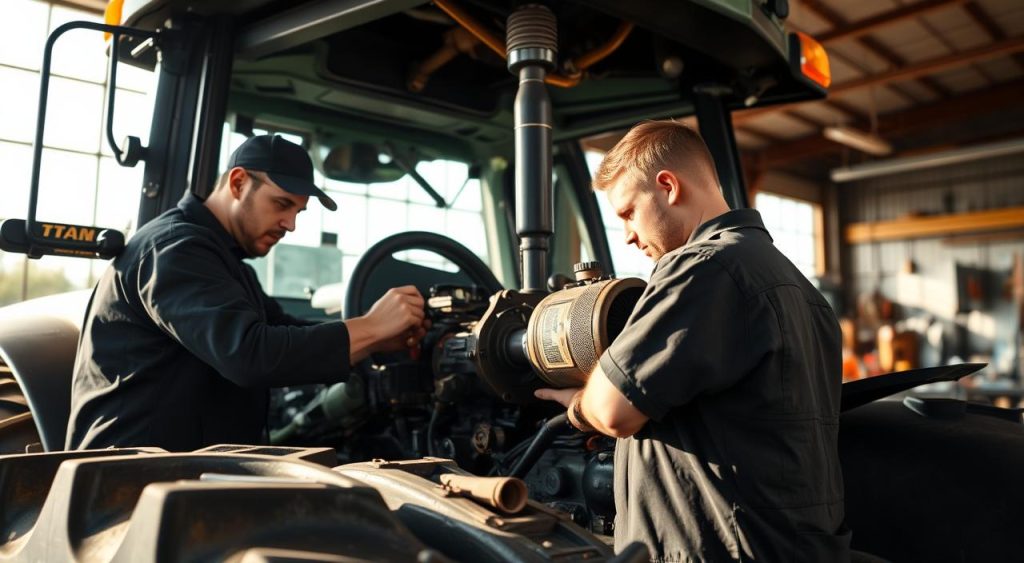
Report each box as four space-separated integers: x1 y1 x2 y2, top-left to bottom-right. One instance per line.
507 4 556 293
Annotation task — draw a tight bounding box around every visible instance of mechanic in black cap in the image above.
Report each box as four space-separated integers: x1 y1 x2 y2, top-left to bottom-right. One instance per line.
66 135 428 451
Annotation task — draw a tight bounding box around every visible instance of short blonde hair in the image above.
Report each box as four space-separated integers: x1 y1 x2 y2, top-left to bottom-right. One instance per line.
592 120 718 191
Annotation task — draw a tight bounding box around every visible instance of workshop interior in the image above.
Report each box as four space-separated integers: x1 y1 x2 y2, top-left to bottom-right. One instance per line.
0 0 1022 561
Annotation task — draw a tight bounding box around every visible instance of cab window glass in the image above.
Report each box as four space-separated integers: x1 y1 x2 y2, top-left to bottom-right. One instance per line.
581 150 652 280
0 0 155 305
220 128 491 307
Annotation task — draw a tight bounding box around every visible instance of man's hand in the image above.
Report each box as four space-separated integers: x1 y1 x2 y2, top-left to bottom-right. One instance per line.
363 286 426 344
534 387 580 408
374 319 431 353
346 285 428 363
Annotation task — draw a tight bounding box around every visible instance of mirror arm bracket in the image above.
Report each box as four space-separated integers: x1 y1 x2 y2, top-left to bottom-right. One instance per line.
384 143 448 208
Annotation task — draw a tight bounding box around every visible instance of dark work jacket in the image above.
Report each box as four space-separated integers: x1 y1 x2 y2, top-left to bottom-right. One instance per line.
66 193 350 452
601 209 848 562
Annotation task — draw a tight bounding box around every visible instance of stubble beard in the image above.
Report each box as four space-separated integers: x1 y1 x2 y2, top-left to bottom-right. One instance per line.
235 192 271 257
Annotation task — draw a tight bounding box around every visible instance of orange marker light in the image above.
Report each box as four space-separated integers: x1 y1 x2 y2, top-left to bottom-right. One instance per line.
796 32 831 89
103 0 124 41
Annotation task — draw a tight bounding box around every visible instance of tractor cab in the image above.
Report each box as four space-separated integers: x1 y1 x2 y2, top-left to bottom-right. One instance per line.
0 1 1020 561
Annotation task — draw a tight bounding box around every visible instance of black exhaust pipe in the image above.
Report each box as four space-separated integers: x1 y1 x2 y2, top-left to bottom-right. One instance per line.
507 4 556 293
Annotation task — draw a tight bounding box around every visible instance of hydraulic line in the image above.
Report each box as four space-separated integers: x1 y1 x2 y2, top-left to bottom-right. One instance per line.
509 413 569 478
432 0 633 88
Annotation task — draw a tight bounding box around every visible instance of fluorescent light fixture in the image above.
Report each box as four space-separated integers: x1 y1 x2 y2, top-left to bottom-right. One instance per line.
823 125 893 156
831 137 1024 183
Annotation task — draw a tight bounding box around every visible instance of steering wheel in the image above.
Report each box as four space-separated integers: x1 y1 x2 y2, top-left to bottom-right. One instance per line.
344 231 503 320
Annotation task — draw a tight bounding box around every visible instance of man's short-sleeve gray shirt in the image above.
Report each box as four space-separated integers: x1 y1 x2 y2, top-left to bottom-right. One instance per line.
600 209 848 562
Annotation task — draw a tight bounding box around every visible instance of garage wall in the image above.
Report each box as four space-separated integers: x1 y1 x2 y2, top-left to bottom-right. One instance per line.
761 171 823 204
839 152 1024 371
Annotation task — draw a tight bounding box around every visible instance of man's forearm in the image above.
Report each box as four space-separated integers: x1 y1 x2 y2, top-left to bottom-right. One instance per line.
577 383 618 436
567 390 596 433
578 367 649 438
344 316 378 364
534 365 649 438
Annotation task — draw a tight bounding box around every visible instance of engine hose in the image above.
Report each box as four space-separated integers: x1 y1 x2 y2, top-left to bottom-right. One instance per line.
509 413 569 479
427 402 443 457
268 421 297 445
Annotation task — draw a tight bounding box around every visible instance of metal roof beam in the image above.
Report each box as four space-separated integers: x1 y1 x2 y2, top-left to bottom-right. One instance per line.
817 0 968 45
735 36 1024 124
752 78 1024 166
830 36 1024 95
799 0 951 99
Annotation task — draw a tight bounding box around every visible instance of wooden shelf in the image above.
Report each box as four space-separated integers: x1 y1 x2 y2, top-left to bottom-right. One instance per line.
846 206 1024 244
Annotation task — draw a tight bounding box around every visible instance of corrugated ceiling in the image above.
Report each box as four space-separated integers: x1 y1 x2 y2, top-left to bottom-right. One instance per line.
735 0 1024 178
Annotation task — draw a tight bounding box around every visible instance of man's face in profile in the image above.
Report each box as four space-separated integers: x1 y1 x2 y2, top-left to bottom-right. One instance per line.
233 171 308 257
606 172 684 262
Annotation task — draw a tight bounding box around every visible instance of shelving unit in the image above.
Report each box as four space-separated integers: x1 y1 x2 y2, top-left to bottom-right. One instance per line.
846 206 1024 243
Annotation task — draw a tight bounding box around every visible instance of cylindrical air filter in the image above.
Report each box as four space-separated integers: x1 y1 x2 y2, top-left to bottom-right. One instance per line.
525 277 646 388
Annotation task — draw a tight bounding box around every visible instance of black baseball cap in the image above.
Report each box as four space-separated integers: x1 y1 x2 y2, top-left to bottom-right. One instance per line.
227 134 337 211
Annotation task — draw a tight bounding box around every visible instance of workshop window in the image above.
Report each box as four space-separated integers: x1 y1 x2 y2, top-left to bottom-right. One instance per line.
0 0 155 306
755 192 823 278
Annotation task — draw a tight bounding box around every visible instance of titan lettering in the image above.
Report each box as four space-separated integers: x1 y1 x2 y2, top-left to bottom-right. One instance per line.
41 223 96 242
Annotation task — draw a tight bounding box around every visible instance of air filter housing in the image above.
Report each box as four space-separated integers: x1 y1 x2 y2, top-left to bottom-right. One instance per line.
526 268 645 388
